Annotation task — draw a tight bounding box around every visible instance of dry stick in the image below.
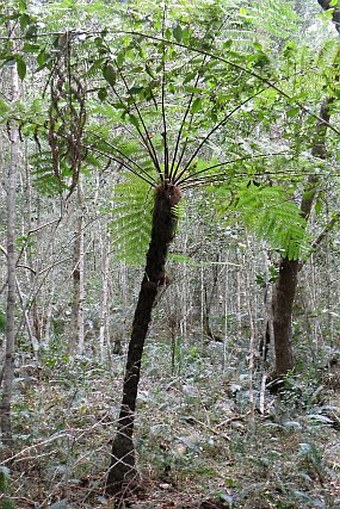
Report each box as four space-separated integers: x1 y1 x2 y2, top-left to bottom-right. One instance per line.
215 415 247 429
3 414 112 465
185 415 231 442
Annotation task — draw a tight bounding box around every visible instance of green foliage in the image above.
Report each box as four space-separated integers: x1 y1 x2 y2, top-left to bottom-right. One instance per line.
30 151 65 195
0 306 6 334
234 183 309 260
109 173 154 265
239 0 299 42
0 467 13 509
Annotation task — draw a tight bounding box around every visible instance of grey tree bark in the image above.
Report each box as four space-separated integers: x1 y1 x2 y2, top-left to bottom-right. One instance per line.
0 60 20 440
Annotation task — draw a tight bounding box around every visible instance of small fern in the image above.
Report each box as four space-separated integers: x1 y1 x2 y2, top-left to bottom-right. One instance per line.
234 183 310 260
109 173 154 266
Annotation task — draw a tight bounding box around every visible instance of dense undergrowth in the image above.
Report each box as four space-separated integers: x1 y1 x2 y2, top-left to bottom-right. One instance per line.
1 334 339 509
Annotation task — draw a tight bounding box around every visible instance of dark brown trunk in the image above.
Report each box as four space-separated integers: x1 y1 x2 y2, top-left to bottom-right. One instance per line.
106 183 181 495
270 98 332 378
272 258 298 376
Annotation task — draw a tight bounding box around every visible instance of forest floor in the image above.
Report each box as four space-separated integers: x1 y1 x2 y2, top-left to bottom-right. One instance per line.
2 337 339 509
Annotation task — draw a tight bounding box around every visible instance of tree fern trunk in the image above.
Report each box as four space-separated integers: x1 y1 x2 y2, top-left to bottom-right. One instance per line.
106 183 181 495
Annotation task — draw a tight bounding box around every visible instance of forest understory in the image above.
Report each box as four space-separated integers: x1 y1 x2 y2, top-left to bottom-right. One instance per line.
2 333 339 509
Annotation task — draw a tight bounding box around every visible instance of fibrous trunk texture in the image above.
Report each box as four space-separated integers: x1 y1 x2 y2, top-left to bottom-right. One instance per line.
106 183 181 495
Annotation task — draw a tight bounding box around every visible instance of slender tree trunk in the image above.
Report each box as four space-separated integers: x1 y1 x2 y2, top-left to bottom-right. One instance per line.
77 199 85 354
106 183 181 495
245 239 255 423
23 144 42 349
70 185 85 355
271 98 332 377
222 258 229 372
0 61 20 441
44 265 56 347
203 257 221 342
180 231 188 344
99 225 110 361
16 278 39 360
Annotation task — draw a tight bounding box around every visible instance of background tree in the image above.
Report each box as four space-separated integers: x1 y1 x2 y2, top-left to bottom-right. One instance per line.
0 13 24 440
265 0 339 379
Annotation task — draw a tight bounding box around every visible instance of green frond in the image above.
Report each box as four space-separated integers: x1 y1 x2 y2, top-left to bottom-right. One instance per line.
172 201 185 223
109 172 154 266
30 152 64 195
239 0 299 42
234 184 310 260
